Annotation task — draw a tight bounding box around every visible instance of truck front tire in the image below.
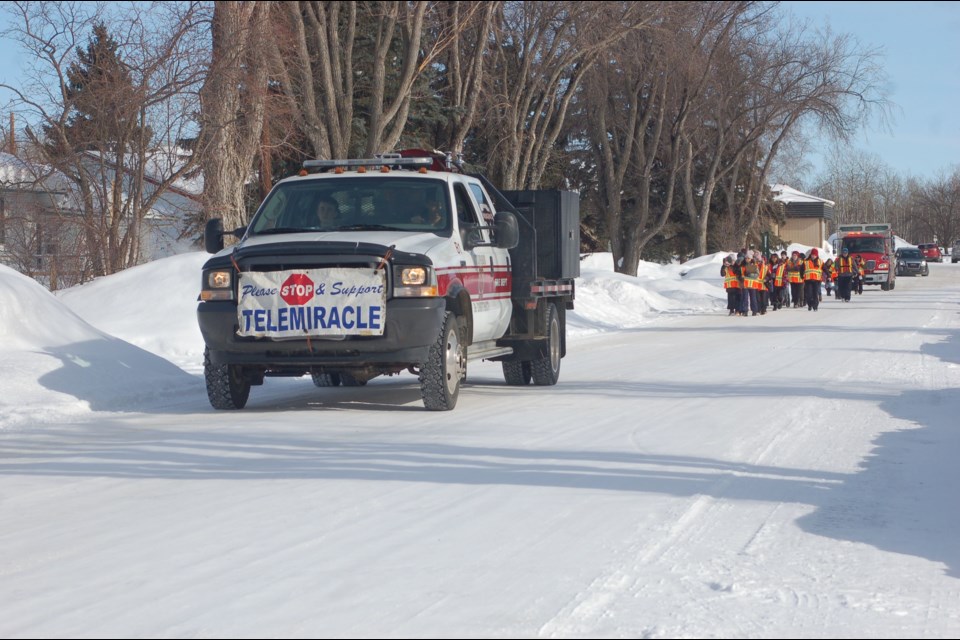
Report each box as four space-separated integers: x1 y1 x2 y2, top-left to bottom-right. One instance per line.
204 347 251 409
420 312 465 410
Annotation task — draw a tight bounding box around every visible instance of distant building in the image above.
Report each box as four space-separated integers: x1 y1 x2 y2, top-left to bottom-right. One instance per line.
0 150 201 289
770 184 835 251
0 152 75 288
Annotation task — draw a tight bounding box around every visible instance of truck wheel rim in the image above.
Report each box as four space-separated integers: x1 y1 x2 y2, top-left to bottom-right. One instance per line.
445 327 464 395
549 316 560 372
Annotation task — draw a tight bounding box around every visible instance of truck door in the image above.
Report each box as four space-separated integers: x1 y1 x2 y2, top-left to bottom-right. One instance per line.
468 182 512 337
452 182 508 342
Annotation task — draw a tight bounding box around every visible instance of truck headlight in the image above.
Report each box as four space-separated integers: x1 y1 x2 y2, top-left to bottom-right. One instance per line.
401 266 427 285
208 270 232 288
394 266 437 297
200 269 235 301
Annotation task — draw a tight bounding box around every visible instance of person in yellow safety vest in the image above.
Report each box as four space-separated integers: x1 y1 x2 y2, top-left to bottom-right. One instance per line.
740 252 764 316
803 249 824 311
721 254 740 316
785 251 805 308
835 247 855 301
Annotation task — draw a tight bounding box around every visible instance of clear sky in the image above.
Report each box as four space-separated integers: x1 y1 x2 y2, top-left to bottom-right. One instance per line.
779 1 960 179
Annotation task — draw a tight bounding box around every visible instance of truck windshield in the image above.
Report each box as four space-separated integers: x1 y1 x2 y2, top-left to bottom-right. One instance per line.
843 238 885 254
247 177 451 236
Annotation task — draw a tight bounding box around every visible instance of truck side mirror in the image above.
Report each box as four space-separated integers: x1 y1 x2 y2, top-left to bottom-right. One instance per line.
204 218 224 254
494 211 519 249
204 218 246 254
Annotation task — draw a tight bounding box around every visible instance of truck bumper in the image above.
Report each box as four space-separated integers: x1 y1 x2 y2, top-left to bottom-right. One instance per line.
198 298 446 367
863 273 888 285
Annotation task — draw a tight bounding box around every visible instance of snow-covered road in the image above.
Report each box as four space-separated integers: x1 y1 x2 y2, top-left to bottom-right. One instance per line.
2 260 959 638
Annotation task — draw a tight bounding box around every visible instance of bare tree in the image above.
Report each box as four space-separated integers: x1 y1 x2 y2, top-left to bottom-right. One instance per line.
585 2 745 274
270 1 456 161
725 26 890 248
909 170 960 247
479 1 657 190
269 1 356 160
681 8 891 255
2 1 209 281
814 145 901 232
197 1 270 231
435 1 500 155
361 1 432 156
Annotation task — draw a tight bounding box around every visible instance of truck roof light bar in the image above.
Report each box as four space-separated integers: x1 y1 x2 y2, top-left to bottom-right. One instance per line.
302 155 433 172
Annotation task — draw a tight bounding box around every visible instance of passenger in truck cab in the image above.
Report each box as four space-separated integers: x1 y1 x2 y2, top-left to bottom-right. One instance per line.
412 195 444 226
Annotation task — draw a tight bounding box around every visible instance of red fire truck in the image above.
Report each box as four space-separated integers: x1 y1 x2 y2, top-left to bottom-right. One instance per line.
836 223 896 291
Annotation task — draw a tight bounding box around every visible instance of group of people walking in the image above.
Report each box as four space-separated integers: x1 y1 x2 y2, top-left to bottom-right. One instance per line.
721 247 865 316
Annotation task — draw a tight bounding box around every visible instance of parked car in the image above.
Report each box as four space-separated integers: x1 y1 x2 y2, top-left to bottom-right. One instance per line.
953 240 960 263
918 243 942 262
896 248 929 276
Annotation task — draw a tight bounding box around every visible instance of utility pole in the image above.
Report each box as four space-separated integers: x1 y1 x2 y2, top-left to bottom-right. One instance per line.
8 112 16 154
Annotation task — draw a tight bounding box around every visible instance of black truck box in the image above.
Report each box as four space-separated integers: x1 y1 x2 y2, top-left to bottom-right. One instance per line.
502 190 580 281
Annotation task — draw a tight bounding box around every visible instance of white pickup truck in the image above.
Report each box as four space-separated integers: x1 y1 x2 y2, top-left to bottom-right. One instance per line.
197 152 579 411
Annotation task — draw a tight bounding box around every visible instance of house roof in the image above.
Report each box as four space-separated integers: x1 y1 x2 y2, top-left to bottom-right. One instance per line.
81 148 202 200
0 152 42 185
0 152 71 193
770 184 835 207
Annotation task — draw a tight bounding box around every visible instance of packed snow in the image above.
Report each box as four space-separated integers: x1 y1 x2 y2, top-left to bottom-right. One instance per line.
1 250 959 638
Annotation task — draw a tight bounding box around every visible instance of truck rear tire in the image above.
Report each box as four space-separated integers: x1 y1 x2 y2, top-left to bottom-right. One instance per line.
531 303 561 386
341 373 368 386
204 347 250 409
420 312 465 410
502 360 532 385
311 372 342 387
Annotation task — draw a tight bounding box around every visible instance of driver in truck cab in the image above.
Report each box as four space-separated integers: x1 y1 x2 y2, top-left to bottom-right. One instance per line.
314 196 340 229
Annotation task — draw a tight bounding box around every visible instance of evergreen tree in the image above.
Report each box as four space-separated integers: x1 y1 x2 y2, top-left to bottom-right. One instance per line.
45 23 148 154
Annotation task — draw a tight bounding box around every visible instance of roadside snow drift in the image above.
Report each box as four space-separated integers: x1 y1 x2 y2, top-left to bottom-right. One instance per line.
0 265 195 429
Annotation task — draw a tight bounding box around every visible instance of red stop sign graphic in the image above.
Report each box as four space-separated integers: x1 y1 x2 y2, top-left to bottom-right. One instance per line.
280 273 315 305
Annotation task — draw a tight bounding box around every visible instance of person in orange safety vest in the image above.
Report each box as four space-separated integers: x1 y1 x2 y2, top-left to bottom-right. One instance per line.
852 254 865 295
785 251 805 308
740 252 763 316
721 254 740 316
822 258 835 297
770 254 787 310
803 249 824 311
835 247 855 301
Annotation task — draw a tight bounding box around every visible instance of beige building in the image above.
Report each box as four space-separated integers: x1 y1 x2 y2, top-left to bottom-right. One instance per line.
770 184 835 251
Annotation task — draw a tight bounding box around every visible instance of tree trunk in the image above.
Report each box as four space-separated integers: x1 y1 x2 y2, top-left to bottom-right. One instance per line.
198 1 270 231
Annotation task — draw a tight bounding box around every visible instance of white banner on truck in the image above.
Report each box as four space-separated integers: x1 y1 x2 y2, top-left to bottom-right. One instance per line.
236 268 386 338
